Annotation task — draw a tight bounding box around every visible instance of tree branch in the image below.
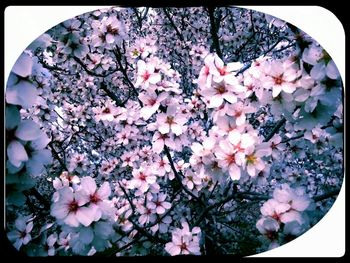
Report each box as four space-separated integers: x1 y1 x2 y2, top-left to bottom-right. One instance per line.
281 133 304 143
118 182 168 244
99 81 124 106
314 189 341 202
72 56 117 77
163 145 204 205
208 7 223 59
163 8 184 42
48 141 68 170
264 117 286 142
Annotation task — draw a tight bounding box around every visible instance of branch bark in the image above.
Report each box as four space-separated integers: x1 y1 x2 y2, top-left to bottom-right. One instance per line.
264 117 286 142
314 189 340 202
208 7 223 59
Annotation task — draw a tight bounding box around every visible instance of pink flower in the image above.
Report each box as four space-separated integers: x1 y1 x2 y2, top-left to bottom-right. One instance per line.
7 216 34 250
156 104 187 135
195 54 214 88
263 60 300 98
53 171 80 192
147 193 171 214
152 155 171 176
134 60 161 88
182 170 202 190
92 100 118 122
151 131 175 154
267 134 286 159
189 137 216 167
244 146 266 177
200 81 242 108
256 217 280 236
138 91 168 120
165 222 201 256
75 177 111 221
121 151 139 167
102 16 125 44
137 206 157 225
226 102 255 126
129 166 157 193
51 187 97 227
207 53 243 85
215 139 243 181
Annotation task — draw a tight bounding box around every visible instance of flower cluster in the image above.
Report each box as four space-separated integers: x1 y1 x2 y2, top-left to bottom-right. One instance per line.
165 222 201 256
256 184 312 249
5 6 343 257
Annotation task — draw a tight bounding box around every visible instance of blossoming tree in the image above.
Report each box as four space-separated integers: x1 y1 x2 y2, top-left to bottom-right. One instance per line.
5 6 343 256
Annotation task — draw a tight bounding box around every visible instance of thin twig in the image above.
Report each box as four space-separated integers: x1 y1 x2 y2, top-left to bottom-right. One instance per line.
163 145 204 204
163 8 184 42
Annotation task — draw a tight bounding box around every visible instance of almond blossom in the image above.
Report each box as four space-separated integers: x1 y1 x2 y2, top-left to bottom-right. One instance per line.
263 60 301 98
207 53 243 85
51 187 97 227
92 100 118 122
215 139 243 181
134 60 161 88
151 155 171 177
138 91 168 120
244 146 267 177
7 216 34 250
146 193 171 215
5 6 343 257
200 81 241 108
75 177 111 221
156 104 187 136
128 166 157 193
165 222 201 256
6 52 38 109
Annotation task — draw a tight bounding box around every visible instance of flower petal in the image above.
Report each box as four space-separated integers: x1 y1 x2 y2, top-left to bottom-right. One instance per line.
15 120 42 141
7 140 28 167
97 182 111 200
12 52 33 77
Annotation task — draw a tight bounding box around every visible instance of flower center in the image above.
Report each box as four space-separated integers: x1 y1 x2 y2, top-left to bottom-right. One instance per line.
139 172 147 181
132 49 139 56
20 231 27 238
226 154 236 165
68 200 79 213
90 193 100 204
204 66 210 75
148 98 157 106
102 107 111 114
273 75 284 85
246 154 257 164
215 85 227 94
166 116 175 125
106 25 119 35
234 110 242 118
142 72 151 81
219 67 227 76
180 242 188 250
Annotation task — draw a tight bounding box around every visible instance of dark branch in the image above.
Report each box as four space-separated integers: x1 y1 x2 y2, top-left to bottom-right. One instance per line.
99 81 124 107
48 141 68 170
314 189 341 202
163 145 204 205
163 8 185 42
264 117 286 142
72 56 117 77
208 7 223 59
